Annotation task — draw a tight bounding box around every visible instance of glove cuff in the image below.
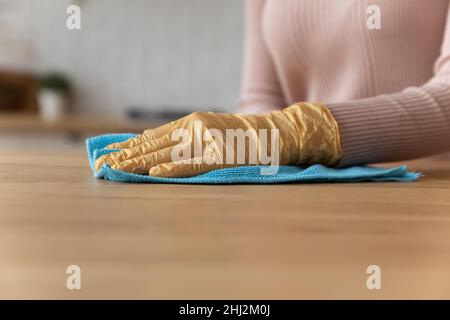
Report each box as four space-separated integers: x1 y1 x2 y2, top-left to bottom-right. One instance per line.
273 102 343 166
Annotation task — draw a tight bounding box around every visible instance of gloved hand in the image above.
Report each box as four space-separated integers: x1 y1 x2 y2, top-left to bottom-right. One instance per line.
95 102 343 177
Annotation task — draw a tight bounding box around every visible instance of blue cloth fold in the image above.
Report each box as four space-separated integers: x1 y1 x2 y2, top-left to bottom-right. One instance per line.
86 133 420 184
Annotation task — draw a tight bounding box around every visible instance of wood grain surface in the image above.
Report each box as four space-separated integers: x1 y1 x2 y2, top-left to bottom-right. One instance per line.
1 149 450 299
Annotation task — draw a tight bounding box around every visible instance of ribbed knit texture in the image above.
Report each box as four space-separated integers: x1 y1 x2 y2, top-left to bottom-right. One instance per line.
238 0 450 166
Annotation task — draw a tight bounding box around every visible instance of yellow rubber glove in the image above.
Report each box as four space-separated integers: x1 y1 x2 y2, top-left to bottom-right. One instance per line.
95 102 343 177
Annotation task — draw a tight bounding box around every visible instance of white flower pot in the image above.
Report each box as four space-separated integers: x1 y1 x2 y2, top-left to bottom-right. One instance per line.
38 90 68 121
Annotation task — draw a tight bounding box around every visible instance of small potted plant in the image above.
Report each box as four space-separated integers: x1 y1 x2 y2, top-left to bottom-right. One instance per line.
38 73 72 121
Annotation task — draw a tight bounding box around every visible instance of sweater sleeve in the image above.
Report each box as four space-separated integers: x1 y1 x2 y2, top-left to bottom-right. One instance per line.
329 14 450 166
236 0 286 114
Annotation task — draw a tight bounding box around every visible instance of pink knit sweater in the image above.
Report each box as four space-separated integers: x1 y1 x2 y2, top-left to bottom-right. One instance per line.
237 0 450 166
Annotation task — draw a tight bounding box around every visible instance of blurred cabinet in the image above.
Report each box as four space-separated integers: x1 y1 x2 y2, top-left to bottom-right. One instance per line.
0 71 38 113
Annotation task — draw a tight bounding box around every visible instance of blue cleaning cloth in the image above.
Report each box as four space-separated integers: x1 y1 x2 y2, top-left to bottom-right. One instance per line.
86 134 420 184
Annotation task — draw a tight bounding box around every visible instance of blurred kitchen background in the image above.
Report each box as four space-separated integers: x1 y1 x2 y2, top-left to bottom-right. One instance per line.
0 0 243 149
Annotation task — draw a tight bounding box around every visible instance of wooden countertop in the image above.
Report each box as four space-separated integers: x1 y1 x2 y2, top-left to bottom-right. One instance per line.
1 149 450 299
0 113 163 136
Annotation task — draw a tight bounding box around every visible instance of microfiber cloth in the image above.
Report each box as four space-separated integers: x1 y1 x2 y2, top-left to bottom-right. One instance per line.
86 134 420 184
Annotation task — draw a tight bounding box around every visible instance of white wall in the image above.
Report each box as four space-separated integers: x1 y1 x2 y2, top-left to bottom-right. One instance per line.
0 0 244 116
